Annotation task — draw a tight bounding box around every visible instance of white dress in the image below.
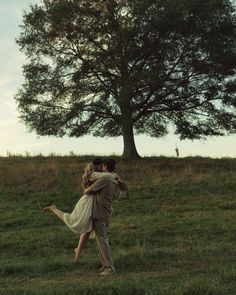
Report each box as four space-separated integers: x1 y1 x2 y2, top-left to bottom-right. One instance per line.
63 172 118 235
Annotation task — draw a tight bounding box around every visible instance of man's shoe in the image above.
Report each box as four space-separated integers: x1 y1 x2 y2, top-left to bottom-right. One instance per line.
100 267 115 276
97 266 105 272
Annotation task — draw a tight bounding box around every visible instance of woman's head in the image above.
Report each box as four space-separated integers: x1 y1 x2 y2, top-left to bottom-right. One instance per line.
92 157 103 172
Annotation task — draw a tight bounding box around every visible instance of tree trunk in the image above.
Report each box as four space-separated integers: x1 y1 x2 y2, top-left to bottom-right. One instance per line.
121 117 141 159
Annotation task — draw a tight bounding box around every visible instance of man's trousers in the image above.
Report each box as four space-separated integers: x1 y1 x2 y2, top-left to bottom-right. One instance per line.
92 219 114 271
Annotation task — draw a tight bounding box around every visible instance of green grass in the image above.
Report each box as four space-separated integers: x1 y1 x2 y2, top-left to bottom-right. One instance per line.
0 156 236 294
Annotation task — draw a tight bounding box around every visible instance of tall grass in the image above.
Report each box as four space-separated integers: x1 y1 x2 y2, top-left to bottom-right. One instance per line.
1 155 235 190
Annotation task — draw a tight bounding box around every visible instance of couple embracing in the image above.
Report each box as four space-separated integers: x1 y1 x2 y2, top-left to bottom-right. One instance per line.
44 157 128 276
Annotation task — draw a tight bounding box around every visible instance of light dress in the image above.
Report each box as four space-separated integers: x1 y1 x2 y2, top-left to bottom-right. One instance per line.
63 172 118 235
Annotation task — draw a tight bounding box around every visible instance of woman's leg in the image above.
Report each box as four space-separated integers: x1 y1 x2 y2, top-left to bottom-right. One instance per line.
44 204 91 262
43 205 65 223
74 232 91 262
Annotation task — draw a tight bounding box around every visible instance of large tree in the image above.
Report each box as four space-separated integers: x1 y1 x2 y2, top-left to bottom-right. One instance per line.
16 0 236 159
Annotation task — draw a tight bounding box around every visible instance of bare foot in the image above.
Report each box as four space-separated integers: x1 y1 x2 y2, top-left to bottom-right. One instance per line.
74 248 80 263
43 205 57 212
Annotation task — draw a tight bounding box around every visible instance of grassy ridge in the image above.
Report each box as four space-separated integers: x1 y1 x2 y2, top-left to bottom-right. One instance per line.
0 156 236 294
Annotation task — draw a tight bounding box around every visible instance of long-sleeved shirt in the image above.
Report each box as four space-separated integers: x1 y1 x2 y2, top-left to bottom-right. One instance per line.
88 177 118 223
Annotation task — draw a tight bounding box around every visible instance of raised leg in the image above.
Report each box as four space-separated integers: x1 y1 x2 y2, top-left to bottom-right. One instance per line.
43 205 65 223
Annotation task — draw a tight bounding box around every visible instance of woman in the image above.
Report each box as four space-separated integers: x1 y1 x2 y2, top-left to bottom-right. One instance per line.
43 161 120 262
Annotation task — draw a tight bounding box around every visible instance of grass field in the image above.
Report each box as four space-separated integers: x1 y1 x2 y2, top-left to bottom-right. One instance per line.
0 156 236 295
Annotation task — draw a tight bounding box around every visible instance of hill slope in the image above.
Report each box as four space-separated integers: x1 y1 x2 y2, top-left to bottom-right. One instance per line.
0 156 236 295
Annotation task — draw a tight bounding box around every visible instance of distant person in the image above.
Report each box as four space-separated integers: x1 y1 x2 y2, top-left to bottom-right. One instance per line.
43 157 127 275
175 147 180 157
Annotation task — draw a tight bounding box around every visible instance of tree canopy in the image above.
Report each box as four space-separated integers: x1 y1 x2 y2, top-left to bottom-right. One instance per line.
16 0 236 158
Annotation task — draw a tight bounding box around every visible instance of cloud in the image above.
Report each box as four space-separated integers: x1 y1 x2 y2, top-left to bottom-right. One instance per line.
0 119 18 127
12 141 51 150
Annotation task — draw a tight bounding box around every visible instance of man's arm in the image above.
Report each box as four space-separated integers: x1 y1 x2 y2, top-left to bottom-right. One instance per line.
84 177 107 195
118 180 129 199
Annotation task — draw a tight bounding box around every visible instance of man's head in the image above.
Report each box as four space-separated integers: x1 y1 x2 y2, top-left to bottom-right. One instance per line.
102 158 116 172
92 157 103 172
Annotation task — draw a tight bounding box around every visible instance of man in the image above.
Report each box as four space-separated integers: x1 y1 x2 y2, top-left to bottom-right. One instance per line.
84 158 118 275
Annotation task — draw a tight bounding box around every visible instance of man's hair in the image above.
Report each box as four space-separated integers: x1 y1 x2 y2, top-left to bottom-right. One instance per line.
92 157 103 166
103 158 116 172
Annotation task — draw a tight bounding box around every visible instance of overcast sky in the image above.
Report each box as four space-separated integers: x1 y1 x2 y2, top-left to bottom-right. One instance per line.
0 0 235 158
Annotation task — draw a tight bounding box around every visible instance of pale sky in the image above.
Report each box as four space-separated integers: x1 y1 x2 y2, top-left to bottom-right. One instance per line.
0 0 235 158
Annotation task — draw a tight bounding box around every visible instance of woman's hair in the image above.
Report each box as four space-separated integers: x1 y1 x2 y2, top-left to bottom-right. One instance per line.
82 162 94 189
